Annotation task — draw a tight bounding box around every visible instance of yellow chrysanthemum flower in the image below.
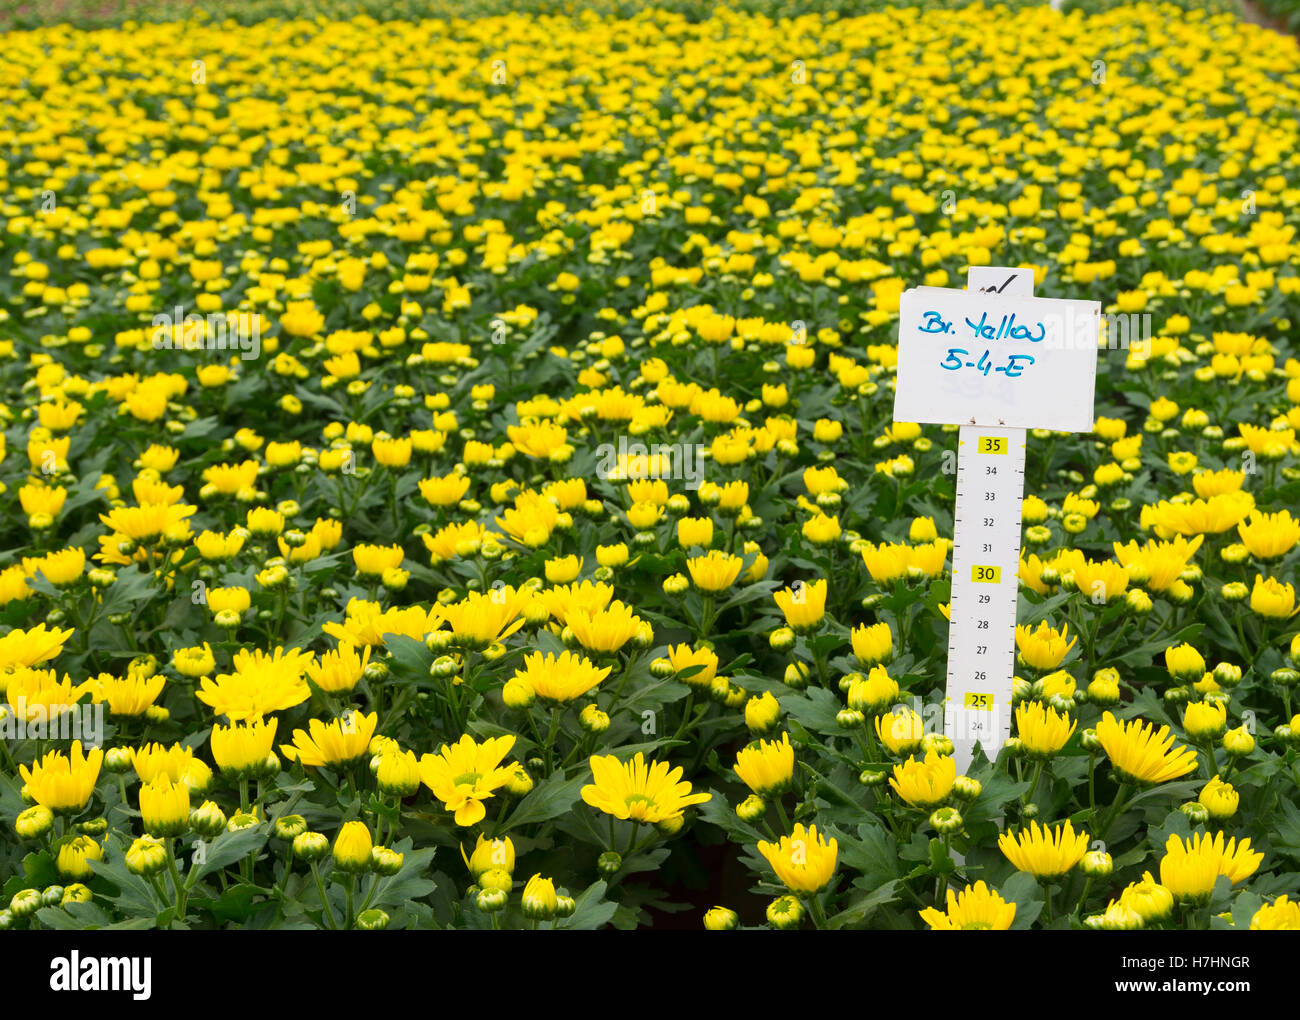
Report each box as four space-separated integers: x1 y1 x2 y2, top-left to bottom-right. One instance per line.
919 881 1016 930
509 649 611 704
18 740 103 814
998 819 1089 879
757 823 838 895
581 751 711 824
420 734 518 826
281 711 378 769
1095 711 1198 786
889 751 956 808
734 732 795 796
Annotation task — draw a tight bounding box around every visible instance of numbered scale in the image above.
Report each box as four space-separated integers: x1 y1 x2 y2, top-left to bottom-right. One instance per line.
945 426 1027 771
894 265 1099 776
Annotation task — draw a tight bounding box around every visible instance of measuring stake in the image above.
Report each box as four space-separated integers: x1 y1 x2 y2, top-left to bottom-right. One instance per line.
893 266 1099 774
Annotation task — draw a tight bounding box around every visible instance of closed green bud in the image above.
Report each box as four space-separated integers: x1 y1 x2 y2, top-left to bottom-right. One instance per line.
9 889 42 918
704 906 738 931
15 805 53 840
371 847 404 876
1048 694 1076 714
737 794 767 822
579 704 610 734
783 661 810 689
426 630 455 653
104 746 134 773
1024 525 1053 548
555 894 577 918
1081 728 1101 752
1163 686 1191 704
61 884 91 905
764 623 795 649
929 806 963 834
657 814 684 837
836 708 865 728
1212 662 1242 687
649 657 675 679
921 733 954 757
478 868 512 893
1180 802 1209 825
293 831 330 862
476 888 508 913
1219 543 1250 564
125 836 169 877
953 775 982 800
1020 802 1039 819
189 801 228 838
767 894 804 930
859 768 888 787
1272 668 1300 689
1012 677 1033 703
1081 849 1113 877
1220 581 1249 602
1223 726 1254 757
1126 589 1153 615
269 815 306 842
356 908 390 930
597 851 623 878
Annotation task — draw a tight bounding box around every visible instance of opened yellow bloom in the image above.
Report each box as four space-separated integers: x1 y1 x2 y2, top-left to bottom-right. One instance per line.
1250 574 1297 619
876 708 925 756
581 752 711 824
281 711 378 768
999 819 1089 879
420 734 518 826
734 732 795 796
686 550 745 592
510 649 611 704
757 822 838 894
18 740 103 813
212 717 279 775
773 578 827 632
1015 701 1076 759
889 751 956 808
1095 711 1197 786
1015 621 1075 671
919 881 1016 930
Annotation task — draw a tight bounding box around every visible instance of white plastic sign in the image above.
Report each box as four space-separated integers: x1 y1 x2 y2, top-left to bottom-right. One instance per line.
894 285 1100 432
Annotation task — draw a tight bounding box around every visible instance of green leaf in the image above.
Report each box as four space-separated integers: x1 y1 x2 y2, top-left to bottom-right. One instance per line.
500 769 586 832
384 633 436 685
369 846 437 910
565 879 617 930
1002 871 1044 929
36 901 115 930
825 880 900 930
190 825 270 883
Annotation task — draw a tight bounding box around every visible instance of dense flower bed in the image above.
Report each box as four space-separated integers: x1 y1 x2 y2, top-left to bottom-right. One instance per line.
1 2 1299 930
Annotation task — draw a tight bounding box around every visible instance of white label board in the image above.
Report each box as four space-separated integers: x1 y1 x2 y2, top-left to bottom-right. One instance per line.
894 286 1100 432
